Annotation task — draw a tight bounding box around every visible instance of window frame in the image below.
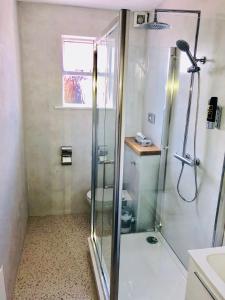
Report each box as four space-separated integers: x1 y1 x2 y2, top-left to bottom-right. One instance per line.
61 35 95 109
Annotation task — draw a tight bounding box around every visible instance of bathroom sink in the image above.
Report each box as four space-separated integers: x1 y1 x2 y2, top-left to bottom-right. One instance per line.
207 253 225 283
189 247 225 299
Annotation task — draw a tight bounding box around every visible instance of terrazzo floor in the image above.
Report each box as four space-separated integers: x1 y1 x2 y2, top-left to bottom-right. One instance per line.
13 215 98 300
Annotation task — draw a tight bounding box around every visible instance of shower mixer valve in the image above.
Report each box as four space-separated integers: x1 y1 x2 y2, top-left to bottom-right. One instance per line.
196 56 207 64
174 153 200 167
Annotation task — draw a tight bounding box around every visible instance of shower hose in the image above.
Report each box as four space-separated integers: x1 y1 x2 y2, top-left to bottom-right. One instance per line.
177 71 200 202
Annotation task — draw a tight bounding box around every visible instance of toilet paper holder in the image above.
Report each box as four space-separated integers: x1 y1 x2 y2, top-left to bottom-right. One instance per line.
61 146 72 165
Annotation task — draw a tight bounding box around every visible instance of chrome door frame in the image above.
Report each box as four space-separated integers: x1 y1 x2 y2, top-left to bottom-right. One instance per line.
110 9 128 300
91 46 97 241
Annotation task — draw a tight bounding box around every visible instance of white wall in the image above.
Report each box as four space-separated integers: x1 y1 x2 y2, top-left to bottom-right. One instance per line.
0 0 28 297
18 2 117 216
141 1 225 267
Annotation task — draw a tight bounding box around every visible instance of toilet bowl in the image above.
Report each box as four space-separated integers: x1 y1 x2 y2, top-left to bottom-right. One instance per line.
86 188 132 212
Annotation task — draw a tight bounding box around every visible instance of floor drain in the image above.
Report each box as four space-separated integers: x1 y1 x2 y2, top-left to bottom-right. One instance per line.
146 236 158 244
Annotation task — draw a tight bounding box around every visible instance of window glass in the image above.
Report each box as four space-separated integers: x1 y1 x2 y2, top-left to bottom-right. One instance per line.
62 37 93 107
62 36 113 108
63 75 92 107
63 41 93 73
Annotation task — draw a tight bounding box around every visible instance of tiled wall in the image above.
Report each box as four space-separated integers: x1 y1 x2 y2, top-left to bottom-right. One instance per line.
18 2 116 216
0 0 28 297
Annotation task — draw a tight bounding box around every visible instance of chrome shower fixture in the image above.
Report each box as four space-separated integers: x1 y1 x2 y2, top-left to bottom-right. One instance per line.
176 40 200 73
137 8 207 202
141 11 170 30
176 39 206 73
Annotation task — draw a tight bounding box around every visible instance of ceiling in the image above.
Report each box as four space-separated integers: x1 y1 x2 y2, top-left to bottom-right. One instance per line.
17 0 164 10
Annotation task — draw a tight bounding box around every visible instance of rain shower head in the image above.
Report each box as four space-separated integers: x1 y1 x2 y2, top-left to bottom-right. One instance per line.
142 20 170 30
176 39 200 72
141 11 170 30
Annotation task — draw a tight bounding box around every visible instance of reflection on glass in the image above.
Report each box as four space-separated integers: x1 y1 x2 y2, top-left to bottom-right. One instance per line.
62 37 93 107
63 75 92 105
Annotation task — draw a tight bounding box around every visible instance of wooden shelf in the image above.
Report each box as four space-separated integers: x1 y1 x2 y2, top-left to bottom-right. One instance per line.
125 137 161 156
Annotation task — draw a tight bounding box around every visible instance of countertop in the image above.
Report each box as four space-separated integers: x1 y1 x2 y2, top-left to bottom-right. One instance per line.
125 137 161 156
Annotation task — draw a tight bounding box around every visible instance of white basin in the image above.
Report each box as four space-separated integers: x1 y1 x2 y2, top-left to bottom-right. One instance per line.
189 246 225 299
207 253 225 283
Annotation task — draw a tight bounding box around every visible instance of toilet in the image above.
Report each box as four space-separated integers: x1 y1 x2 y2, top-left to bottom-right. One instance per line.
86 188 132 211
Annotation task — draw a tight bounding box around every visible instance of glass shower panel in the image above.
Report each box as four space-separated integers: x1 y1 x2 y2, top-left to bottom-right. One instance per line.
93 19 119 290
118 11 225 300
119 15 166 299
93 37 106 271
101 26 119 288
155 13 223 269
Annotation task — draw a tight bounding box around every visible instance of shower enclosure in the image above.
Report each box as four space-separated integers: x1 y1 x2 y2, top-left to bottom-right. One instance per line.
89 8 225 300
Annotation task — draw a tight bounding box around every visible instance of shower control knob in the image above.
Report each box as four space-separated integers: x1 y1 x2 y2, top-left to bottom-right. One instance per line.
185 153 200 166
195 158 200 166
130 161 136 166
196 56 207 64
174 153 200 167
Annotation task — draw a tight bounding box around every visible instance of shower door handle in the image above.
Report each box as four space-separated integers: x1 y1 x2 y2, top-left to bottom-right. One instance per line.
103 160 114 165
104 185 114 189
102 160 114 189
99 160 114 165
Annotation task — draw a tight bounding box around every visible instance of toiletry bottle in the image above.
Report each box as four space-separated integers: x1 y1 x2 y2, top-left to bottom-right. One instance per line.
207 97 218 129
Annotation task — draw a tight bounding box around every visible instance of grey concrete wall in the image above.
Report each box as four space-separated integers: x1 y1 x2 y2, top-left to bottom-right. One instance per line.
18 2 117 216
0 0 28 298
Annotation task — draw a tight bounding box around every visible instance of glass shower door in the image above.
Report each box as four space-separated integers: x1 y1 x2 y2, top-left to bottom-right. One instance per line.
92 17 120 294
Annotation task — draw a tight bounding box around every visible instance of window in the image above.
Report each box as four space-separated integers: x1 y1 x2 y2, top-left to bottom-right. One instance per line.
62 35 114 109
62 36 94 108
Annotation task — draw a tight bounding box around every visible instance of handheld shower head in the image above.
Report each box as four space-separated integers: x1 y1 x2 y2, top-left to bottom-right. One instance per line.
176 40 190 52
176 39 200 72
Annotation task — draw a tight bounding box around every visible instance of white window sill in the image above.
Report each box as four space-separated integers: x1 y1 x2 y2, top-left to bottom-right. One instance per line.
54 105 92 110
54 105 114 110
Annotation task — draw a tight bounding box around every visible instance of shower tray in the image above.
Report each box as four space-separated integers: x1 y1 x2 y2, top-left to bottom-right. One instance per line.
89 231 187 300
